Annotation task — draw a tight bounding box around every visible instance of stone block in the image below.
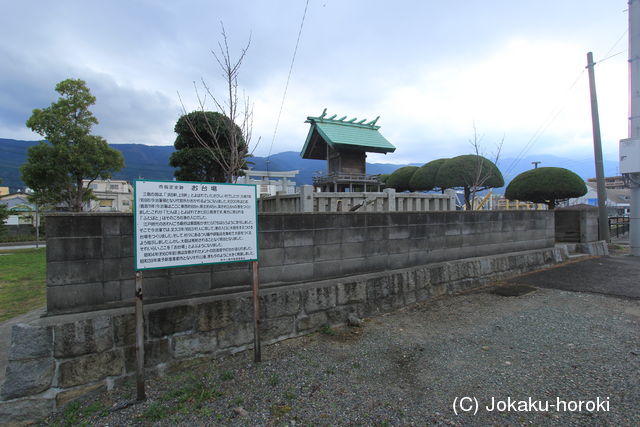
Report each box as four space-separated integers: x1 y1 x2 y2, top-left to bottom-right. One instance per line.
46 215 102 238
284 245 314 265
210 268 250 289
429 264 449 284
260 317 294 341
142 276 173 299
196 298 251 332
387 253 410 270
123 339 170 372
312 213 342 229
313 260 342 279
103 257 135 281
172 331 217 358
8 324 52 360
281 263 314 282
341 258 366 276
366 213 388 227
48 237 102 262
59 350 124 388
303 286 336 313
55 382 105 408
282 231 314 247
257 265 283 284
365 226 388 242
0 397 55 427
217 322 253 349
388 226 410 240
169 272 211 295
341 242 365 259
259 231 283 249
113 313 138 347
149 305 195 338
387 239 409 255
342 227 367 243
54 316 114 358
314 244 342 262
47 260 103 286
261 290 300 318
102 281 121 302
47 283 106 314
297 311 328 332
282 214 314 230
364 254 388 272
388 212 408 226
258 215 283 231
259 248 284 267
1 357 55 399
313 229 342 245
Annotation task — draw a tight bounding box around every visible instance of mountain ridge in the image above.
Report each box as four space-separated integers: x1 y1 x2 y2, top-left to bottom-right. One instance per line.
0 138 619 193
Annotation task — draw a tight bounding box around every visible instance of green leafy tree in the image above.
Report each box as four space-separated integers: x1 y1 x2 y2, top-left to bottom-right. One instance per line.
22 79 124 211
409 158 449 192
435 155 504 210
169 111 247 182
505 167 587 209
385 166 418 192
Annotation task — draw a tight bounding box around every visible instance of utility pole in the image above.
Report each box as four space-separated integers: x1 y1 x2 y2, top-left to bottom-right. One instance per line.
531 161 541 169
621 0 640 256
586 52 611 242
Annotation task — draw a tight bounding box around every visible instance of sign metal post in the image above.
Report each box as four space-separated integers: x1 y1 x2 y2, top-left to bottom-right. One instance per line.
133 180 259 398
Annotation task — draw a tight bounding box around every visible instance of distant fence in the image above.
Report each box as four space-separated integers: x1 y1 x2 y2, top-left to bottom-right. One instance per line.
259 186 457 213
609 216 630 238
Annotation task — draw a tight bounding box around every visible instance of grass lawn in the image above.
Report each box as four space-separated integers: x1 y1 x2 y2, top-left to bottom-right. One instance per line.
0 248 46 322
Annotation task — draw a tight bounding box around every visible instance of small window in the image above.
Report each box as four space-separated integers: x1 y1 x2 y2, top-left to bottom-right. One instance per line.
99 199 113 207
122 200 130 206
109 184 119 190
89 184 98 190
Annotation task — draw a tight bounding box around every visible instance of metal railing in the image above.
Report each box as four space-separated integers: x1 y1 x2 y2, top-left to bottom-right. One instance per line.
312 173 381 185
608 216 630 238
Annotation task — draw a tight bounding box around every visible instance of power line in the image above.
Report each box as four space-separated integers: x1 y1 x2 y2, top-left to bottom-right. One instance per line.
266 0 310 173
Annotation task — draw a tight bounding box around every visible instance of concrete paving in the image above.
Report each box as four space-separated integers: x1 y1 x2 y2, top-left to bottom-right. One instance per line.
506 255 640 300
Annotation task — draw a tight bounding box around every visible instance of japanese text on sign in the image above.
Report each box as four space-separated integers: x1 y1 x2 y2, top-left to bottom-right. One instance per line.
134 180 258 270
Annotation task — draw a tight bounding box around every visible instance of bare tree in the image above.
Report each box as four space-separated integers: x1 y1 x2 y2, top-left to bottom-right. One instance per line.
466 125 504 210
178 23 259 183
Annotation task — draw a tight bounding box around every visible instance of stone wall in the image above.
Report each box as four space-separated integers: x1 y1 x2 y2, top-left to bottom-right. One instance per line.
0 246 569 425
46 210 555 315
555 206 599 243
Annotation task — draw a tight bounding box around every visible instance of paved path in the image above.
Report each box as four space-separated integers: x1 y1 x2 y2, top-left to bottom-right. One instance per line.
506 256 640 299
0 243 46 251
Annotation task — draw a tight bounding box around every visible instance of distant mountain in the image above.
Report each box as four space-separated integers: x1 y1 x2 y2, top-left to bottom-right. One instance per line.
0 138 619 193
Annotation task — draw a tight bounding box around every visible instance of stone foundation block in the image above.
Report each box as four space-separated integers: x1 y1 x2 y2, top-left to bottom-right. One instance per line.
336 281 366 305
59 350 123 388
0 396 55 427
260 317 294 341
296 311 328 333
55 382 105 408
123 339 171 372
172 332 217 358
54 316 113 358
303 286 336 313
1 358 55 400
217 323 253 349
8 324 52 360
149 306 195 338
261 290 300 318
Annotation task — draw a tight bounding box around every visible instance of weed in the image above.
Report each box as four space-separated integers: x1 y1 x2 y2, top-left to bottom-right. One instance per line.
198 407 214 417
142 402 168 421
220 369 235 381
325 367 336 375
271 404 292 417
232 397 244 406
269 374 279 386
284 389 297 400
319 324 336 336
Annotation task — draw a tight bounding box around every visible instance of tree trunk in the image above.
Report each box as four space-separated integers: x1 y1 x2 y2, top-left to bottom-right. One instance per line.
464 186 471 210
548 200 556 210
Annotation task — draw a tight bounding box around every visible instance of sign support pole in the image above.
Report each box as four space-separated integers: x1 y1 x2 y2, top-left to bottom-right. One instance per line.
251 261 261 363
135 271 146 401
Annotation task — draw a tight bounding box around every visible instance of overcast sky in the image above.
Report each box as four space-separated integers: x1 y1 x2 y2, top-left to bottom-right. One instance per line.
0 1 630 170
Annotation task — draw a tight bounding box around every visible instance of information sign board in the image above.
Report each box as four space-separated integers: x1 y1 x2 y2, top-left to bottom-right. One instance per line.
134 180 258 270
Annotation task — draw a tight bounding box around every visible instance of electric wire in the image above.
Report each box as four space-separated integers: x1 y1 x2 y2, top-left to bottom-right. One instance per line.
265 0 310 174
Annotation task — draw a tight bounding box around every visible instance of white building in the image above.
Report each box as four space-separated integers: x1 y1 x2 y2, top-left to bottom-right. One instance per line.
236 170 299 198
82 179 133 212
566 181 630 216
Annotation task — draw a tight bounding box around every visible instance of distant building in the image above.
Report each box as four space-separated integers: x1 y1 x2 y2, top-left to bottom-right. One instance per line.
82 179 133 212
0 193 37 226
565 181 630 216
586 176 626 190
300 109 396 192
0 187 9 197
236 170 299 198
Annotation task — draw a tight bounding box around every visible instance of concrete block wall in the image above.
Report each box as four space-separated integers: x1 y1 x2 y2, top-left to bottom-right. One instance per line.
46 210 555 314
555 208 599 243
0 246 568 425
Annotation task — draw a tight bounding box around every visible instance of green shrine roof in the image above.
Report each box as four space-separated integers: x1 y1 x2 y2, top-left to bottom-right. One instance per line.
300 109 396 159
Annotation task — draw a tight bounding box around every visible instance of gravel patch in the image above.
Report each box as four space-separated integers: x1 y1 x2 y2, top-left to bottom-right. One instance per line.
41 286 639 426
